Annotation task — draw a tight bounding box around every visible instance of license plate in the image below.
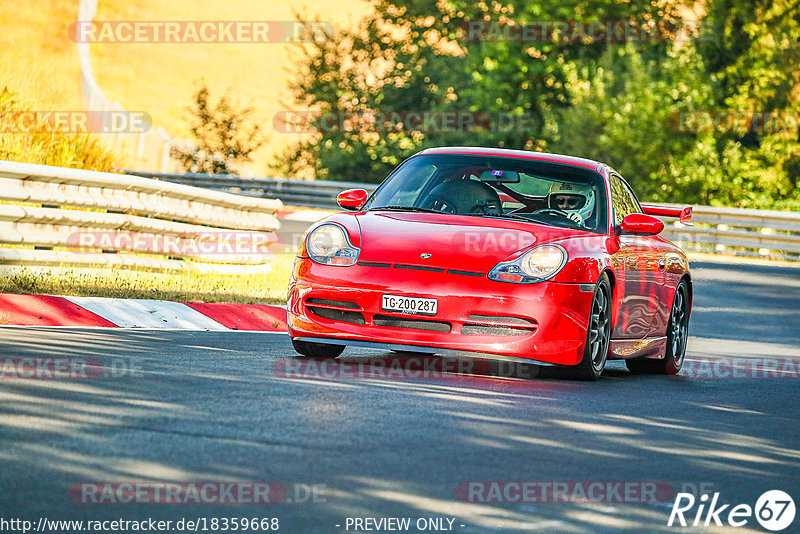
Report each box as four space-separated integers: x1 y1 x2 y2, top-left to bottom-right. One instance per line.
382 294 438 316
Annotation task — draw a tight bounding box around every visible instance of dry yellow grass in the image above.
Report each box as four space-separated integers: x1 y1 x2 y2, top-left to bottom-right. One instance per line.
0 85 119 170
0 0 84 110
90 0 370 173
0 0 120 168
0 0 370 173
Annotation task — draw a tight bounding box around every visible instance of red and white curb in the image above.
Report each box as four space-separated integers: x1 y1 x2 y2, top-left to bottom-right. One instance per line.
0 208 331 330
0 293 287 331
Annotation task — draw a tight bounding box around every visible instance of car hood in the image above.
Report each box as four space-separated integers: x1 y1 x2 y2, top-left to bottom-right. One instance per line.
354 211 587 272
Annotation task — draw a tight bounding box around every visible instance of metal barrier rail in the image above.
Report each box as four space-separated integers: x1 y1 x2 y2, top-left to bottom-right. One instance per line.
661 206 800 257
126 170 377 210
128 170 800 260
0 161 283 273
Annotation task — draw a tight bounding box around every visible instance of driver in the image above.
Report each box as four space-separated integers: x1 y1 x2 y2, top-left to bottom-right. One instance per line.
547 182 595 226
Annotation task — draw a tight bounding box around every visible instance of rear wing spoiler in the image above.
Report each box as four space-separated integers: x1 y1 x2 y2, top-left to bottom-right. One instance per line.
641 204 693 225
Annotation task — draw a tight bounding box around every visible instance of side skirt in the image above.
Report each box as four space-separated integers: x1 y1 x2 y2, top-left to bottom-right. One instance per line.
608 336 667 360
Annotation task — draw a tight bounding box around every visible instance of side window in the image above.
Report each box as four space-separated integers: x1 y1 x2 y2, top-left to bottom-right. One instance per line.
610 174 642 225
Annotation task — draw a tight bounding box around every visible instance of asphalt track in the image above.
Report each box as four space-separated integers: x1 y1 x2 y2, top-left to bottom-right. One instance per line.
1 259 799 533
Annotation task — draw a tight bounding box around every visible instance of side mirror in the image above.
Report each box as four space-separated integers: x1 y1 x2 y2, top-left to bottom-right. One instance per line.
619 213 664 236
337 189 368 211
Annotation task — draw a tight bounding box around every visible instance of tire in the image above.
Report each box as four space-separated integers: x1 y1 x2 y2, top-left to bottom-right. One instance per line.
626 279 690 375
291 339 345 358
566 274 612 381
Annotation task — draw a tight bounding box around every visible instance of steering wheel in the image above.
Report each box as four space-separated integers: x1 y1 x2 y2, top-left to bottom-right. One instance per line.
534 208 587 227
534 208 570 218
469 198 503 215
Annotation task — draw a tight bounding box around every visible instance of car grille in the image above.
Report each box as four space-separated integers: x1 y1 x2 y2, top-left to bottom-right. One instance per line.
373 314 451 332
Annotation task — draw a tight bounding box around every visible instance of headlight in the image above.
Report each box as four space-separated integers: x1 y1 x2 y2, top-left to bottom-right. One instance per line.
306 223 360 266
488 244 566 283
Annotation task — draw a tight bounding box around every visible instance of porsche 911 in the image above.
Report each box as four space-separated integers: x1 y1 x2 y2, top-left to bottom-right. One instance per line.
287 147 693 380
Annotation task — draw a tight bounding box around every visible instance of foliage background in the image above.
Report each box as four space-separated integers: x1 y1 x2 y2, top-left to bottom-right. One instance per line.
273 0 800 210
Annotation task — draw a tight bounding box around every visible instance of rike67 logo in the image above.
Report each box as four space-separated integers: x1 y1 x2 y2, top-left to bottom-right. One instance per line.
668 490 795 531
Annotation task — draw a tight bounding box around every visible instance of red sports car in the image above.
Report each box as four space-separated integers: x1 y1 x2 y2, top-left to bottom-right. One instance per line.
287 147 693 380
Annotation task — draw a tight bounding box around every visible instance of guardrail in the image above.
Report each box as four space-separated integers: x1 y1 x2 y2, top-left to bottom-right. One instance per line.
0 161 283 273
127 170 800 261
661 206 800 259
126 170 377 210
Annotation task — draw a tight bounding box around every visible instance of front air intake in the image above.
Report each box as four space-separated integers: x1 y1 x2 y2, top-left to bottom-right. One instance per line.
306 298 359 309
462 314 537 336
373 315 451 332
462 324 532 336
307 306 365 325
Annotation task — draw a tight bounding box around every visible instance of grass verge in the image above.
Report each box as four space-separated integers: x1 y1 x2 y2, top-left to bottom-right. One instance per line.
0 82 119 171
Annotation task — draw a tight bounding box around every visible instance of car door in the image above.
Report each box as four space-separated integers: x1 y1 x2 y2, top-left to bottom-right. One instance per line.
609 174 665 339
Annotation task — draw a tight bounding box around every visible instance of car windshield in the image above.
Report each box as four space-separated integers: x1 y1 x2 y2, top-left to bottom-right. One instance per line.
363 154 608 233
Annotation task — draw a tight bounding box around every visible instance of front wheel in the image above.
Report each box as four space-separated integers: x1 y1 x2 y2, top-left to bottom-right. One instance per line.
291 339 345 358
626 279 690 375
567 274 612 381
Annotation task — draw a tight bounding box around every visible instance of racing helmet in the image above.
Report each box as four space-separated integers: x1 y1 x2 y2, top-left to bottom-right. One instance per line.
548 182 595 225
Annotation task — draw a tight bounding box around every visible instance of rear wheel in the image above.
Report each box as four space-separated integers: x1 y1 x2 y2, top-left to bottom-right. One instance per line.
567 274 612 381
291 339 345 358
626 280 690 375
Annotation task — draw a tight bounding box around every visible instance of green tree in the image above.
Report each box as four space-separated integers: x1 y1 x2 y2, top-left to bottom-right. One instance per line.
547 44 712 201
274 0 689 182
172 83 265 174
277 0 800 210
690 0 800 208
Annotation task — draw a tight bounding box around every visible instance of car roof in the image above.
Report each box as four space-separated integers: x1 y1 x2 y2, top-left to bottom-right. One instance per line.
417 146 610 173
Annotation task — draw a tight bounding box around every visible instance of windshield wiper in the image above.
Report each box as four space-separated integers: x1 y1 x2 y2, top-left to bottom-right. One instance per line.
474 212 533 222
482 211 589 230
369 205 443 214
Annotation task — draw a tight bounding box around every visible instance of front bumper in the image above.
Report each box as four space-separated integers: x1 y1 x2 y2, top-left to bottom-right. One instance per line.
287 258 594 366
